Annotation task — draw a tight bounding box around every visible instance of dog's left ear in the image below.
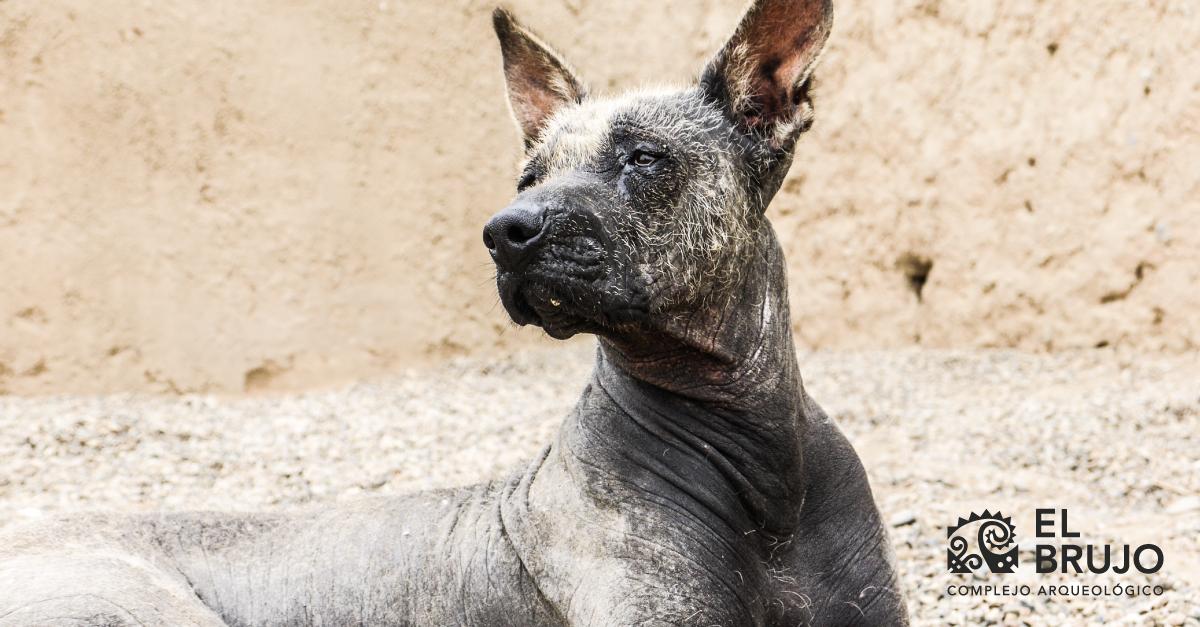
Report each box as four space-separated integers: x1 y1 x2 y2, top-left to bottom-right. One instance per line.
493 7 587 149
701 0 833 149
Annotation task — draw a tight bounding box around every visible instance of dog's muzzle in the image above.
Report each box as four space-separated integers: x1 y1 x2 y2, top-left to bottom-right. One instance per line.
484 196 625 337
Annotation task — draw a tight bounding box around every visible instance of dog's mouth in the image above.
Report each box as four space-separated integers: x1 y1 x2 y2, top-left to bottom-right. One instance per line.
497 268 654 341
498 272 594 340
492 231 654 338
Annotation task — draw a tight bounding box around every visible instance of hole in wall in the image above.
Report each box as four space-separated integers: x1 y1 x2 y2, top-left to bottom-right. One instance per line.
243 359 292 393
896 253 934 303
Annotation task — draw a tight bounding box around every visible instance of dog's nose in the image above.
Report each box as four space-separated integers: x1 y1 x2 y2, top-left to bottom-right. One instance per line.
483 201 547 269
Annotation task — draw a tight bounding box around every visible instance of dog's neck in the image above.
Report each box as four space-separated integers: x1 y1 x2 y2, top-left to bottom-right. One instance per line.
599 233 800 406
587 226 808 534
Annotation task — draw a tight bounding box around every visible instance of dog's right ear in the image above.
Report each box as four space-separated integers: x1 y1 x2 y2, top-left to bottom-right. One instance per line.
493 7 586 148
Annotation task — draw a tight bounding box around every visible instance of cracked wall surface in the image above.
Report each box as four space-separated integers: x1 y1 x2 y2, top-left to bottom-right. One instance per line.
1 0 1196 394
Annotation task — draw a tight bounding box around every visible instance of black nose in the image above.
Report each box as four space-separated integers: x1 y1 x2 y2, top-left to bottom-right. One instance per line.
483 201 547 269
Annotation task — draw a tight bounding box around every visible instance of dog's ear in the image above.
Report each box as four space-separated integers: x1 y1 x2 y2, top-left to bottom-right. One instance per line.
701 0 833 149
493 7 587 148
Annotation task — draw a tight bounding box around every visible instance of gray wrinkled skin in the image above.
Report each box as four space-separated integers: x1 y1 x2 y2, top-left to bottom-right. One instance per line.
0 1 908 625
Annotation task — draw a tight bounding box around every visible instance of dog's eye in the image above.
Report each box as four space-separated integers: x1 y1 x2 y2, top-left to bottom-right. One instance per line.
630 151 661 168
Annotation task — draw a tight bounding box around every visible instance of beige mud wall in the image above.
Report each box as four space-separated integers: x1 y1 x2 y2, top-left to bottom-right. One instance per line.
1 1 1196 395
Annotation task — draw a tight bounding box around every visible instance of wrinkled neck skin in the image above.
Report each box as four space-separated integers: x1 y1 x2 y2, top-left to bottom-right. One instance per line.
590 225 807 533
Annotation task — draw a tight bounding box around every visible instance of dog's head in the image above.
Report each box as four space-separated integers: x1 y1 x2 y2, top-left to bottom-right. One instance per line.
486 0 832 340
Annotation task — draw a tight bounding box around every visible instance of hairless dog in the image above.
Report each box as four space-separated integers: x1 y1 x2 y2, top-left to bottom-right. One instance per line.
0 1 907 624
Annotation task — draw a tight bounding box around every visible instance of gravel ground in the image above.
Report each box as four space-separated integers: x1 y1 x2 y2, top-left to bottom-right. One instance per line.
1 345 1197 625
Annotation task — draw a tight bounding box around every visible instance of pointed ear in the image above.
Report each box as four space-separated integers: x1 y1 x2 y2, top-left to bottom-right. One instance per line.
493 7 587 148
701 0 833 148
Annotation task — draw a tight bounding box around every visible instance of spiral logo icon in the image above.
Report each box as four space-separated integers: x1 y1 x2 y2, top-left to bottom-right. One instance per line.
947 510 1019 574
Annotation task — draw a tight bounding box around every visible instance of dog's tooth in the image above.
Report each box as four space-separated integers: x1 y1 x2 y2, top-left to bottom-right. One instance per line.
550 298 562 307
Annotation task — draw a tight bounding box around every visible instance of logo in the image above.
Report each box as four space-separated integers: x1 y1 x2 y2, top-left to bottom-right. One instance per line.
942 508 1168 599
946 510 1018 574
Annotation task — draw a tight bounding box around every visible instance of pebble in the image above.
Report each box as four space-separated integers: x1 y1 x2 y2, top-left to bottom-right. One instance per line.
1165 496 1200 514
